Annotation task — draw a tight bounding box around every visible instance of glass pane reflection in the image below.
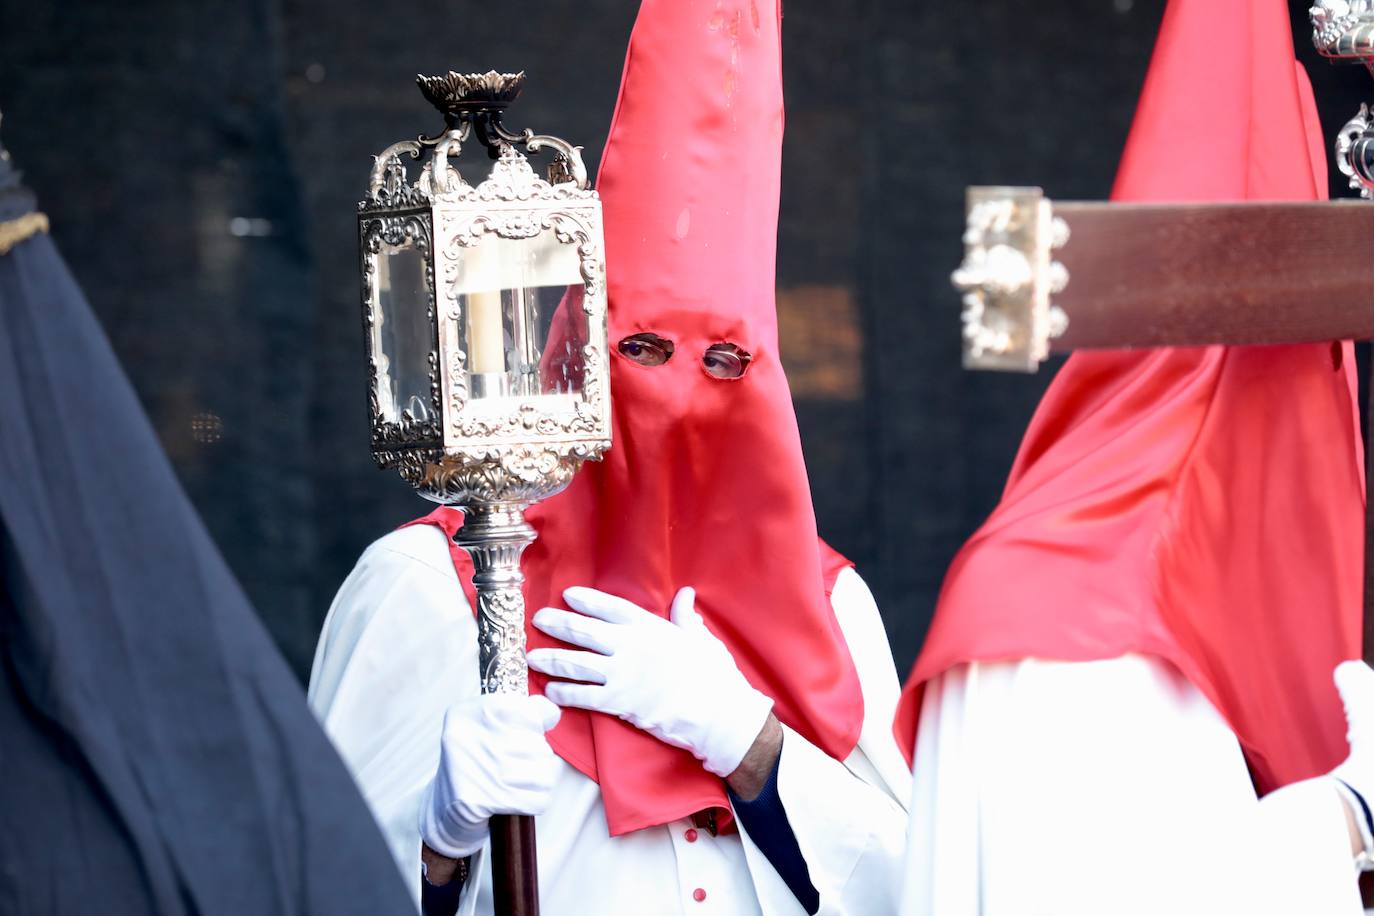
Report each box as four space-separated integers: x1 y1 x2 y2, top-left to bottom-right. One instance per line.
454 229 588 401
372 240 436 425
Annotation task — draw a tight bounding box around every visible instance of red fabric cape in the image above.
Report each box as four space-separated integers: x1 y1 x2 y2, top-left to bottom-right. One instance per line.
404 510 857 835
406 0 864 836
894 0 1364 794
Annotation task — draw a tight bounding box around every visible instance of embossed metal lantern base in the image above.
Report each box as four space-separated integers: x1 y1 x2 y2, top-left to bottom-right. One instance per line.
454 501 541 916
454 503 539 695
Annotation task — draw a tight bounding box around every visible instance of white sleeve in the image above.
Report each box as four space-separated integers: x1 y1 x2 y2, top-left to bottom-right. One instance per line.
900 655 1364 916
1252 779 1363 916
307 525 480 909
737 567 911 916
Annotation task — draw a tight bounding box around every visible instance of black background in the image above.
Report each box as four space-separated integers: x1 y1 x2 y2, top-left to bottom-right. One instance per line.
1 0 1366 678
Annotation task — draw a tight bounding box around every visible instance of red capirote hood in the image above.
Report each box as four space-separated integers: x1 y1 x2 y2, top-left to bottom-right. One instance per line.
894 0 1364 795
413 0 864 837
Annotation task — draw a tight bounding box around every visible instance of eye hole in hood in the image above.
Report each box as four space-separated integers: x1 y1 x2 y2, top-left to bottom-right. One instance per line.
702 343 752 380
617 332 675 367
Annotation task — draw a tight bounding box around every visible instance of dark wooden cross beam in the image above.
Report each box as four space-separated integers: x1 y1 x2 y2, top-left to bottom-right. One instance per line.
953 185 1374 659
1033 200 1374 351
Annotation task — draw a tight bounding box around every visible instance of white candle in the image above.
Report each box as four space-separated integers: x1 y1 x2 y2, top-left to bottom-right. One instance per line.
466 246 506 375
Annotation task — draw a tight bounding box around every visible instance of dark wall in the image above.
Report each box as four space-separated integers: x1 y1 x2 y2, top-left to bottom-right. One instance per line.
2 0 1363 678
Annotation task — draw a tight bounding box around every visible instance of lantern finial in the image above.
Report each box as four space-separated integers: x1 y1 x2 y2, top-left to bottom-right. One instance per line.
416 71 526 116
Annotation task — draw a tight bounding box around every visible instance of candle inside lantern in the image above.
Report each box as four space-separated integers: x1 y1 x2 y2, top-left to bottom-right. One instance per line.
468 290 505 375
466 243 507 377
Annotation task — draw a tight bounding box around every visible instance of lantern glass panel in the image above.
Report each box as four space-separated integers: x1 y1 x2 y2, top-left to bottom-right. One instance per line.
371 239 437 425
455 230 588 401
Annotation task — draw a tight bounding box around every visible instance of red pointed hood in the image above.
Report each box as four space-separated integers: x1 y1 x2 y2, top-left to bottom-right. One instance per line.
895 0 1364 793
413 0 863 836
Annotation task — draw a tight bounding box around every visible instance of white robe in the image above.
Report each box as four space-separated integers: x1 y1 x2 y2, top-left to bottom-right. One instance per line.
900 655 1364 916
308 524 911 915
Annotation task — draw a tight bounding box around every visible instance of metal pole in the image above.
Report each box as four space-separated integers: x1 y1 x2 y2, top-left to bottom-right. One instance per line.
455 503 540 916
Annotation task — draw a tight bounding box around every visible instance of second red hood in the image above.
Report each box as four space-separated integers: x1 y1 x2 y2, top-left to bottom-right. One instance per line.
895 0 1364 794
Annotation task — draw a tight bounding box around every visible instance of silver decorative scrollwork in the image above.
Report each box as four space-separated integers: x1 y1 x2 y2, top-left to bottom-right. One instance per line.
367 141 431 209
459 505 537 696
1337 104 1374 199
417 70 527 113
437 144 595 206
952 187 1068 372
385 445 590 505
1310 4 1374 199
1311 1 1374 57
521 132 589 190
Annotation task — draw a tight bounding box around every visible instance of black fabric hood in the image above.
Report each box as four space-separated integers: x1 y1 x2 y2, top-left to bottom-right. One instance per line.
0 182 411 914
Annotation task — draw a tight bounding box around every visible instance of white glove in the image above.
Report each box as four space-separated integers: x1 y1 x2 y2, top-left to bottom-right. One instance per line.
1332 661 1374 866
527 586 774 778
417 694 561 859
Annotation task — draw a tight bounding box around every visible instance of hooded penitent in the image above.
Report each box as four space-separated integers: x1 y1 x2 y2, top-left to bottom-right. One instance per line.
894 0 1364 794
0 134 411 911
411 0 864 837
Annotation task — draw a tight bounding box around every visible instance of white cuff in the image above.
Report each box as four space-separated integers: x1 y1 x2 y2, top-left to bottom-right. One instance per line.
703 688 775 778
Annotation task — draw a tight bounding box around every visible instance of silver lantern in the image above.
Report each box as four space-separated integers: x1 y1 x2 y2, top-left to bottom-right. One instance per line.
359 73 607 694
358 70 609 913
359 70 610 694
